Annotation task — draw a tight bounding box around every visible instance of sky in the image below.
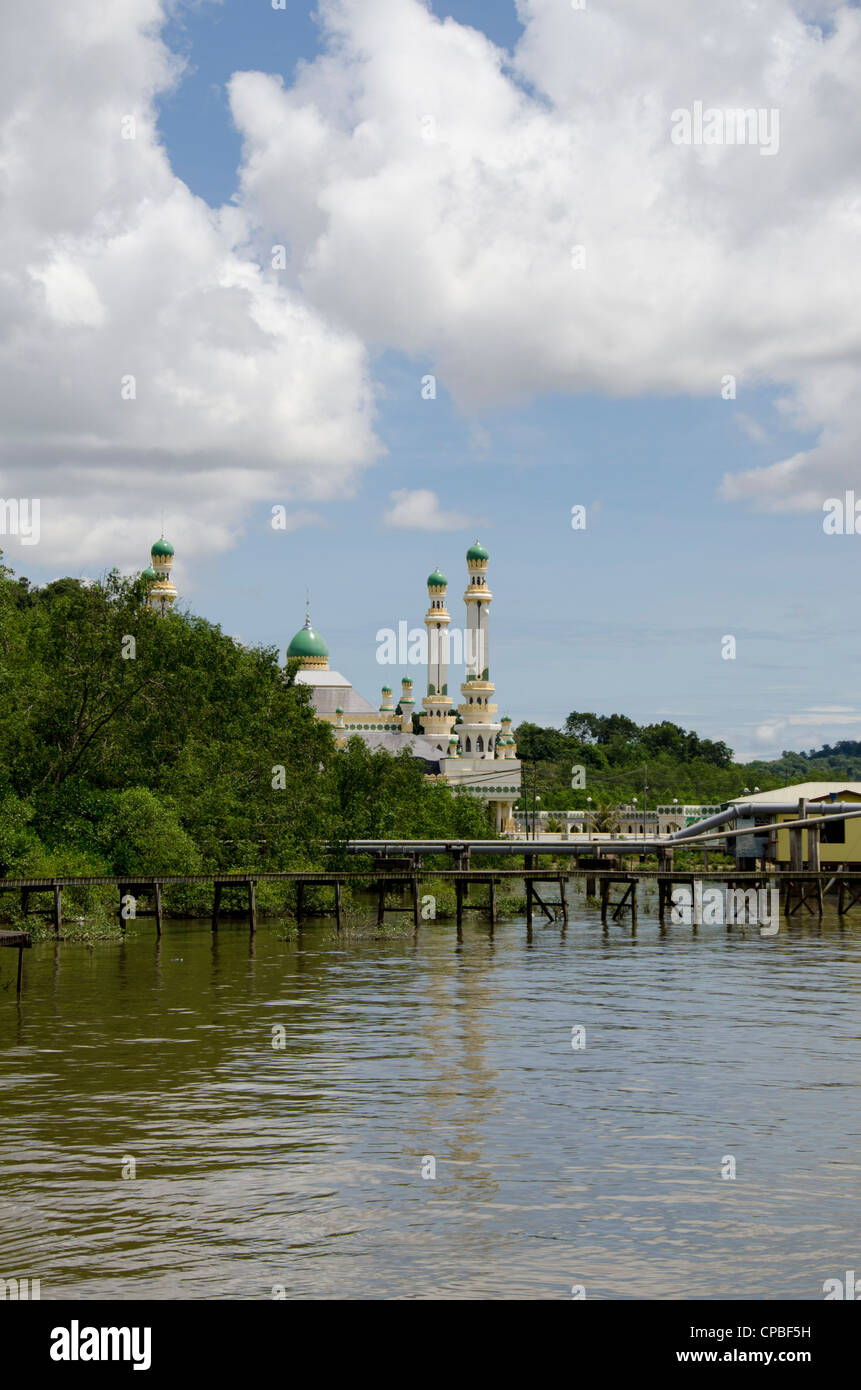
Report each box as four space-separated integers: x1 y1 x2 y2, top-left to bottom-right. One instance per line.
2 0 861 761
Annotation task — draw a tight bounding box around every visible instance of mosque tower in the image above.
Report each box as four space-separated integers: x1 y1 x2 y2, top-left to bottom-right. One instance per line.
456 541 500 759
398 676 415 733
420 567 457 741
144 536 177 614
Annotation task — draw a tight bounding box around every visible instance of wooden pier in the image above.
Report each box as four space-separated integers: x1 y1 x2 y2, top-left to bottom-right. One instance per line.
3 863 861 950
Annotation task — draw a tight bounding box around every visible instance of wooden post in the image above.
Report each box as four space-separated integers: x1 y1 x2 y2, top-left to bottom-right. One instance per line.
808 815 820 873
412 876 420 928
526 878 533 931
154 882 163 936
248 880 257 933
16 944 24 997
334 880 342 932
212 883 221 931
53 883 62 933
489 879 497 928
600 878 609 924
377 881 385 925
455 879 463 928
838 878 846 915
559 876 568 926
789 828 802 873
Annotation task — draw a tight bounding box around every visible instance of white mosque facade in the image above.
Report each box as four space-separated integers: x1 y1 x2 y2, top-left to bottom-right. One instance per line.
141 536 521 833
286 542 521 833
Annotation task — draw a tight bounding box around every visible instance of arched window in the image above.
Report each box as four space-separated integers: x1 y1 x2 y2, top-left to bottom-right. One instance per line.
477 736 484 752
465 737 472 752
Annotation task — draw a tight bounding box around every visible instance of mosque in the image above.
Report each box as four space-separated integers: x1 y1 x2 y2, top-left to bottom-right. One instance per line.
140 535 521 832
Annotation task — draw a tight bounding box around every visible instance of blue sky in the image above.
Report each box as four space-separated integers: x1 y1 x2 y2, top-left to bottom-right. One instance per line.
6 0 861 763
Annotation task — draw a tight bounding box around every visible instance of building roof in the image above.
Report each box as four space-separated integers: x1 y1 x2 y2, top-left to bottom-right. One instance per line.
352 730 444 768
729 782 861 804
295 674 379 717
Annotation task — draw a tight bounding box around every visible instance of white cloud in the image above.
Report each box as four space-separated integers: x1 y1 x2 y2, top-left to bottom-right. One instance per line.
0 0 379 569
381 487 472 530
230 0 861 509
4 0 861 578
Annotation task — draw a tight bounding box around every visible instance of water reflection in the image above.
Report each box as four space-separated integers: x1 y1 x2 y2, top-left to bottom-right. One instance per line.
1 899 859 1299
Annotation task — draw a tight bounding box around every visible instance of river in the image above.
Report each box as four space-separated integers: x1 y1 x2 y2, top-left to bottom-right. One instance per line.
1 894 859 1299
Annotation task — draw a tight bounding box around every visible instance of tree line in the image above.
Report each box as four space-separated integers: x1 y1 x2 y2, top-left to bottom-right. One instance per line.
0 556 492 885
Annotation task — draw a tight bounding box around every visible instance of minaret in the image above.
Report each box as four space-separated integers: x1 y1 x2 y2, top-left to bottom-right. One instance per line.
146 536 177 614
499 715 515 760
399 676 415 733
420 567 457 741
456 541 500 759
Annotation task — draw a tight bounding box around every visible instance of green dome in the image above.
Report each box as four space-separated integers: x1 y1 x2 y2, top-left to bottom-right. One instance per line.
382 685 392 693
466 539 488 562
335 706 344 715
287 619 329 660
141 566 157 582
151 537 174 557
427 568 448 588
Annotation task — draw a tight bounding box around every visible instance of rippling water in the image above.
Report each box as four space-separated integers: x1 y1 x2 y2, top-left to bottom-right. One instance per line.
1 890 859 1300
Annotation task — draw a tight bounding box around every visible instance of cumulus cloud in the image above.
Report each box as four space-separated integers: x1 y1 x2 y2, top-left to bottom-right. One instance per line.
0 0 379 569
3 0 861 577
230 0 861 509
381 487 472 530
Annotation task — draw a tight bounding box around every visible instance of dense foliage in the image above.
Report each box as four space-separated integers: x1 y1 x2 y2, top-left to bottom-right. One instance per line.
513 710 860 810
0 555 493 884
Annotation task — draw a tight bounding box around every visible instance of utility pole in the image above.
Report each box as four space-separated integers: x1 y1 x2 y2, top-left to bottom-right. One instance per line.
643 762 648 840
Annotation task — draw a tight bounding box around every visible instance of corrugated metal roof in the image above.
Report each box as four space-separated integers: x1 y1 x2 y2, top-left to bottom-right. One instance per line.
729 782 861 804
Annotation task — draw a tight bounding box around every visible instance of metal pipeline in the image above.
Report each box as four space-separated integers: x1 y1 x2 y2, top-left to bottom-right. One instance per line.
667 801 861 843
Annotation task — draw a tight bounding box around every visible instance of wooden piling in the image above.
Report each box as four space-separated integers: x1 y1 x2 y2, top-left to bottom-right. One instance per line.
248 879 257 933
0 931 31 999
334 880 342 931
53 883 62 933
